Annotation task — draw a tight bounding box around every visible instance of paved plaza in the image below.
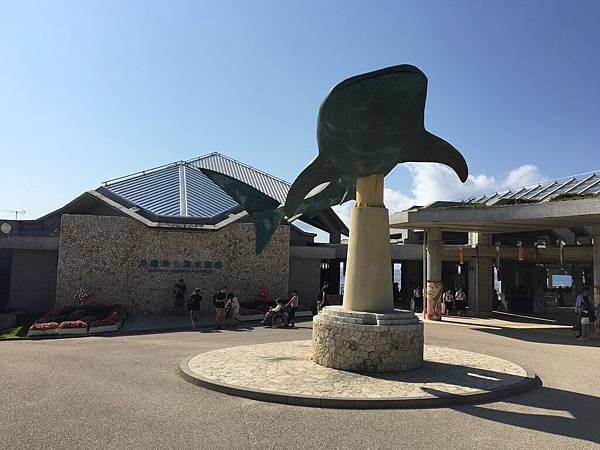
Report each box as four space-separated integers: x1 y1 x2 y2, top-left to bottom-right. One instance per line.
1 317 599 449
183 341 535 407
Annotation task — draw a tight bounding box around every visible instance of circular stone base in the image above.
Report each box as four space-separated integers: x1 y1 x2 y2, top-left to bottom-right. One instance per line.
312 306 423 372
180 341 540 409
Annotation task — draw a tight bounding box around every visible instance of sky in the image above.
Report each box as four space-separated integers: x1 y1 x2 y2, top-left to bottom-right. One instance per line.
1 0 599 222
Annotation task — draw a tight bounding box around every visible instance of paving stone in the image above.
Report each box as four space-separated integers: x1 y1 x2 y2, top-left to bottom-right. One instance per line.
184 340 534 407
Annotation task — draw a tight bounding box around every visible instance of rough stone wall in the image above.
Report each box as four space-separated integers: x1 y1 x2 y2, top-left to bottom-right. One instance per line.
312 307 423 373
55 215 289 314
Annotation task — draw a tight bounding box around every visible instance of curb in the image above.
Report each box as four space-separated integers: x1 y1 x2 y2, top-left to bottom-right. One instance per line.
178 355 542 410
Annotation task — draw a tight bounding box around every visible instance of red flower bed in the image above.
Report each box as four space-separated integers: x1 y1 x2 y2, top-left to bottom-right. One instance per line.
58 320 88 329
32 304 128 329
30 322 59 330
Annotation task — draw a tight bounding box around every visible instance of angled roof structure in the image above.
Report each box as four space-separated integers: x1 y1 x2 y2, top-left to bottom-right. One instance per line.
93 152 347 235
390 170 600 234
459 171 600 206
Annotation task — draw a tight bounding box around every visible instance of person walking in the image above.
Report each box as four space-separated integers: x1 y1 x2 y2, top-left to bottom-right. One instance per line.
213 286 227 330
285 290 299 327
187 288 203 331
317 282 329 313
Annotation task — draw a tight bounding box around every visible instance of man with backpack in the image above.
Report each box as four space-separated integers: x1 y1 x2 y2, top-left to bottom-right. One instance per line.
187 288 203 331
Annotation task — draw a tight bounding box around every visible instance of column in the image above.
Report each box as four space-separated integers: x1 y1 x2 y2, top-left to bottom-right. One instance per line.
426 228 442 320
470 233 494 316
342 175 394 313
594 225 600 305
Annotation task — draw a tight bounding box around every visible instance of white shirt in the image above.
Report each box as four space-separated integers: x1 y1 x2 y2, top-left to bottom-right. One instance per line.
230 297 240 315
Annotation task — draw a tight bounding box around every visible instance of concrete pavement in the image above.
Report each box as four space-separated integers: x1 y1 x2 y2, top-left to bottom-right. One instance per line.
1 317 599 449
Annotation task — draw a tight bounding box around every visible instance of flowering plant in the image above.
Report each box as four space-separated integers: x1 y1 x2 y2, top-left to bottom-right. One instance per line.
58 320 88 329
75 288 90 305
30 322 59 330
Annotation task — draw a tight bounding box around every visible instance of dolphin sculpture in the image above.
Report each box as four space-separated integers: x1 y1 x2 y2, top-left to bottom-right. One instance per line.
200 64 468 253
284 64 468 216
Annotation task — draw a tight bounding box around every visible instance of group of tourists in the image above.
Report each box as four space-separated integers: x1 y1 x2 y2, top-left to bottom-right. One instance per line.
441 287 468 316
574 287 596 340
409 285 468 316
173 279 240 331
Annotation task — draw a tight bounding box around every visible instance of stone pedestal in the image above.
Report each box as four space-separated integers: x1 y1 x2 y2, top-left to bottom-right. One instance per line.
312 306 423 372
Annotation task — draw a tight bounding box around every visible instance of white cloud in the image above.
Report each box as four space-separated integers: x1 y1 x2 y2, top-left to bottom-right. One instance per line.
406 163 497 205
501 164 544 188
331 163 546 228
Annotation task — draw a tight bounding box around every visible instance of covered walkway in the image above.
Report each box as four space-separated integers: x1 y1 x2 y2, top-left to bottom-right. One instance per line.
390 179 600 320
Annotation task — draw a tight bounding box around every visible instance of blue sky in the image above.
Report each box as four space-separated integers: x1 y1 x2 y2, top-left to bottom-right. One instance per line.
1 0 599 220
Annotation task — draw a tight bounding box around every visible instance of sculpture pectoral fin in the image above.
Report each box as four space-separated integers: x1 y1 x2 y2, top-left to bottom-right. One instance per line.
253 209 285 254
198 167 284 253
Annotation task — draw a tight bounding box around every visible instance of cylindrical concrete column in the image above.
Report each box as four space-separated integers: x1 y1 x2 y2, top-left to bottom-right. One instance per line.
426 228 442 320
593 225 600 304
342 175 394 313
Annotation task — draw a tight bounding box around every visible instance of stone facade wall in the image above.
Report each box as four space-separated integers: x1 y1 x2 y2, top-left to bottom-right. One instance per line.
55 215 289 314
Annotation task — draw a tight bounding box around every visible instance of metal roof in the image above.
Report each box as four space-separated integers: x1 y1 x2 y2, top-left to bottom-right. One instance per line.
460 170 600 207
100 152 293 221
187 153 290 204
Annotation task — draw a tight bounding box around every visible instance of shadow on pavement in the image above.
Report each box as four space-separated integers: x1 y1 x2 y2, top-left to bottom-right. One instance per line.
475 326 600 347
453 386 600 445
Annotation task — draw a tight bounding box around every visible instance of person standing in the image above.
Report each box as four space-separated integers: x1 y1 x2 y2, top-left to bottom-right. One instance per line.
575 287 595 340
317 282 329 313
173 279 187 315
412 285 423 313
579 295 596 341
442 289 455 316
213 286 227 330
285 290 299 327
187 288 203 331
225 292 240 328
454 287 467 316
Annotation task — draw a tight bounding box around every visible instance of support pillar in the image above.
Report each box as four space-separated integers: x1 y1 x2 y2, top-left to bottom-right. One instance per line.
594 225 600 304
314 175 423 373
342 175 394 313
468 233 494 316
426 228 442 320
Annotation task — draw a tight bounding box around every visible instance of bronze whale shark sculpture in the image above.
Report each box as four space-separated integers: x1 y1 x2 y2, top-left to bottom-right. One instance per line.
200 64 468 253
